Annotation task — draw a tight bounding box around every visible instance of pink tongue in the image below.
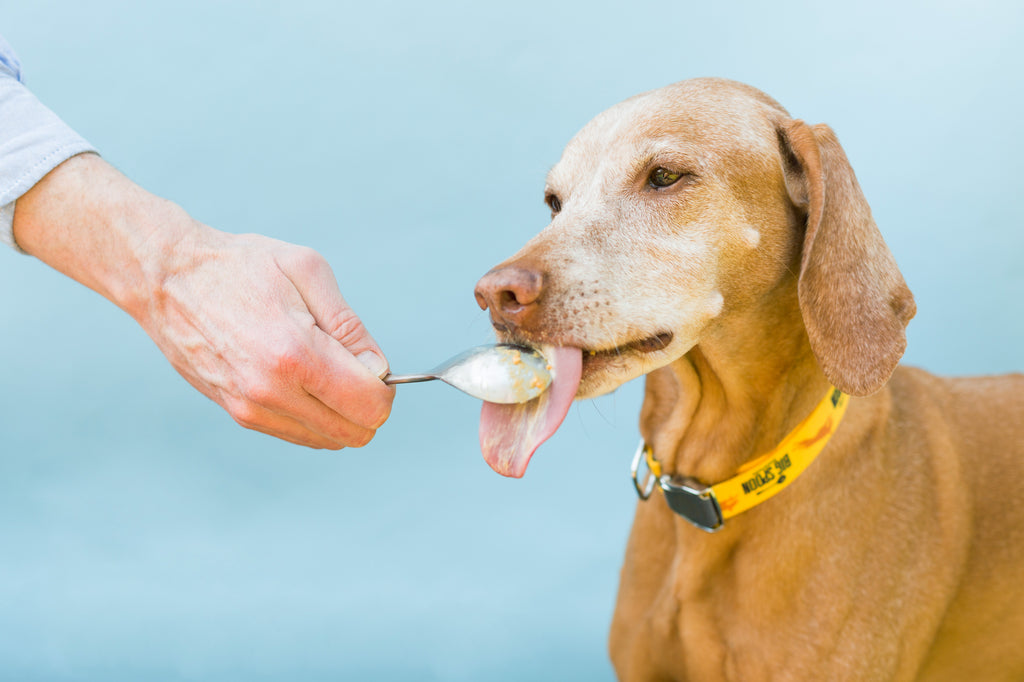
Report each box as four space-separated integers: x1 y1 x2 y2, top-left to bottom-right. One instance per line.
479 346 583 478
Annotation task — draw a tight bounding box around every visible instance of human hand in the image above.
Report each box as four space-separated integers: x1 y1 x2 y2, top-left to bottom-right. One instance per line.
13 154 394 448
137 224 396 449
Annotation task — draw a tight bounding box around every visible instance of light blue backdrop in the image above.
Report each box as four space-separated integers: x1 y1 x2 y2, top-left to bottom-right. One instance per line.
2 1 1022 680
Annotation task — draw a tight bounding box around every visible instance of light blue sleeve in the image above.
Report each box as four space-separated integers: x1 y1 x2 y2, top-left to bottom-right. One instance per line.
0 34 98 252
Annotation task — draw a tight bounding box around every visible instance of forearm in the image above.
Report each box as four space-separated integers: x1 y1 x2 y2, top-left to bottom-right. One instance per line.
12 152 202 323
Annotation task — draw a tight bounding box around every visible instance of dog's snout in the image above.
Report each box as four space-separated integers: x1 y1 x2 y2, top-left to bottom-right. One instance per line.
474 266 544 330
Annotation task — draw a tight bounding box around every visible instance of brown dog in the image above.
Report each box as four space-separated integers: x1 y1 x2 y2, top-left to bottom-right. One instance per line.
474 78 1024 681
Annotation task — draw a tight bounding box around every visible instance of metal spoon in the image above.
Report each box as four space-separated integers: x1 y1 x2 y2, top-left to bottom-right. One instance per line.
382 344 552 404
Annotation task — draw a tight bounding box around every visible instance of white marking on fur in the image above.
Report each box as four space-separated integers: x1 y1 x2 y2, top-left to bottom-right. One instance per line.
742 227 761 248
707 291 725 317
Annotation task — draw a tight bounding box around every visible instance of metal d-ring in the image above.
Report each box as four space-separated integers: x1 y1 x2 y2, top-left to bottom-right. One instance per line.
630 440 658 500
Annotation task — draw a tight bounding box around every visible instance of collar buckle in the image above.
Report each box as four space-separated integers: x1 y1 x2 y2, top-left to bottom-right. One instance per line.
630 440 724 533
630 440 658 500
658 477 724 532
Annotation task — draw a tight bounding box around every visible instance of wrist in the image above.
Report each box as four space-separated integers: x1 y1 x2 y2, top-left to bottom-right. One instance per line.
113 193 214 325
12 153 216 323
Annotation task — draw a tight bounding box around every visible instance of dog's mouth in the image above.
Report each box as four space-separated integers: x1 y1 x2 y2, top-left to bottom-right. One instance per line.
580 331 675 373
478 331 674 478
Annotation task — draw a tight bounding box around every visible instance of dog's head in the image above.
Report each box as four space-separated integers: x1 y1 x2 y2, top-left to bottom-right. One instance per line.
475 78 914 477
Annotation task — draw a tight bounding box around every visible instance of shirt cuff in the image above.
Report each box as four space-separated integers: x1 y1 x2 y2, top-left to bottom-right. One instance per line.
0 74 98 253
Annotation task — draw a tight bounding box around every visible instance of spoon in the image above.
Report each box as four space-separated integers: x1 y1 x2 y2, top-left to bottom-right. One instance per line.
382 344 552 404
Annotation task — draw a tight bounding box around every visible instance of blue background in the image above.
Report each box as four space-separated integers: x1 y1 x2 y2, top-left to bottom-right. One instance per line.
2 1 1022 680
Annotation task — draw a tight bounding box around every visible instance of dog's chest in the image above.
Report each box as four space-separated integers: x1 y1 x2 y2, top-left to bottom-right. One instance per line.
613 518 876 681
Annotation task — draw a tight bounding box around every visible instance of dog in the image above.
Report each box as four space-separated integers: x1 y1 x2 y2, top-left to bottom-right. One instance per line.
473 78 1024 681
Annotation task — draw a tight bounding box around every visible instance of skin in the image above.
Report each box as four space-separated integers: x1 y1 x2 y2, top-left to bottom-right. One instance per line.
13 152 394 449
476 78 1024 680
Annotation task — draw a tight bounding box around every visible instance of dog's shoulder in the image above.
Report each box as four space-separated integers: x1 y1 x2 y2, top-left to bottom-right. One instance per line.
889 364 1023 411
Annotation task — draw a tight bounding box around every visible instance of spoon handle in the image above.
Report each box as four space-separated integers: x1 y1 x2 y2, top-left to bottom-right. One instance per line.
381 373 437 385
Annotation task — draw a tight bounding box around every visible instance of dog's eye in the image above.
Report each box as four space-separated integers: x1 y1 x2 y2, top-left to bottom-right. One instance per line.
545 194 562 214
649 167 684 188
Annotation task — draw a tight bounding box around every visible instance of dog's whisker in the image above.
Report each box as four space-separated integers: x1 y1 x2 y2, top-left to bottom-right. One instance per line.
588 396 614 427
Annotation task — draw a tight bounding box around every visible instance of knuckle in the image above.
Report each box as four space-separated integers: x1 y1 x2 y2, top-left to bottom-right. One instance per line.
250 338 310 397
326 312 365 347
320 415 376 448
240 375 279 407
227 399 262 430
271 338 308 375
286 245 329 276
347 428 375 448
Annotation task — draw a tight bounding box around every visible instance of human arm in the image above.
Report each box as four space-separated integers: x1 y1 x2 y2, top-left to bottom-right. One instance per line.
11 153 395 448
1 33 393 448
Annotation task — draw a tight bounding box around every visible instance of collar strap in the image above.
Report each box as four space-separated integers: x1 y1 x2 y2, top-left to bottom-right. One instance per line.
631 386 850 532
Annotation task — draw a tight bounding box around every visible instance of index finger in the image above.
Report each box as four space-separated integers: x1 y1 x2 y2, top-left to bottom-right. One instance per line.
301 325 396 432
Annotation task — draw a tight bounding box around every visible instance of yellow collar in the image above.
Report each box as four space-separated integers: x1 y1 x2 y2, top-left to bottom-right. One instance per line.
631 386 850 532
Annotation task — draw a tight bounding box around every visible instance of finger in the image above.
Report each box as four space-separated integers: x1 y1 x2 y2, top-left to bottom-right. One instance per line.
275 247 396 428
280 247 390 376
228 393 378 449
301 325 396 431
208 313 390 443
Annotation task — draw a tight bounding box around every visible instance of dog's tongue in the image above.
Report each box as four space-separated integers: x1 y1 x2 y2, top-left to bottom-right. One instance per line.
479 346 583 478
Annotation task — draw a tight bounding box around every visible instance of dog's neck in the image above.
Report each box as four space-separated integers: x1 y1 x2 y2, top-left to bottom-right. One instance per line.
641 289 830 485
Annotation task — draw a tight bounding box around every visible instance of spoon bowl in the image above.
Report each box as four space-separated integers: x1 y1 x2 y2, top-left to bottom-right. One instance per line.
383 344 552 403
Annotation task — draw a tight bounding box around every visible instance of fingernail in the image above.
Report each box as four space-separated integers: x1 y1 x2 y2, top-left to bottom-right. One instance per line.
357 351 389 379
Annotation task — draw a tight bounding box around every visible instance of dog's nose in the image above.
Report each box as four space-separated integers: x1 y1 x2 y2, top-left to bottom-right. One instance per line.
474 266 544 331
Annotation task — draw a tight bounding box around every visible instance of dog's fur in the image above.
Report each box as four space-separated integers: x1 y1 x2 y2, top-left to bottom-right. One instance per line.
474 78 1024 680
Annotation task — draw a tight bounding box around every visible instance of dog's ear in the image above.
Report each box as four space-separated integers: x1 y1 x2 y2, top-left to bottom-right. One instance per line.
778 119 916 396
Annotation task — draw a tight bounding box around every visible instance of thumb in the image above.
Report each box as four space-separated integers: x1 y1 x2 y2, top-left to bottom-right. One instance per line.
328 308 389 379
280 247 390 377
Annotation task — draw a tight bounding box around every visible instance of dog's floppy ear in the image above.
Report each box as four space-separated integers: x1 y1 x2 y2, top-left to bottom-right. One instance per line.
778 119 916 396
